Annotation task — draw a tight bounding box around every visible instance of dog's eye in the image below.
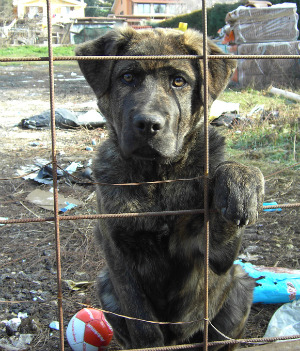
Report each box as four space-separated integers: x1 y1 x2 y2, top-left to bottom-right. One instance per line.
172 76 186 88
122 73 134 84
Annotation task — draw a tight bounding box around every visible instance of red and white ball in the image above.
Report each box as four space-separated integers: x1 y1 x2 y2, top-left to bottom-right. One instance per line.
66 308 113 351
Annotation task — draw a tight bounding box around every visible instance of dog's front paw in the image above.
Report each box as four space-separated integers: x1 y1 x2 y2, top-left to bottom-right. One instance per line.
213 162 264 226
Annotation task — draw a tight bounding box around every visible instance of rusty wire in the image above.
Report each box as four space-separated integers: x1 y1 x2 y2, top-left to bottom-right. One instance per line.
201 0 210 349
1 160 299 184
0 203 298 225
1 159 299 184
265 161 300 180
1 54 300 63
1 295 300 349
1 0 300 350
45 1 64 350
120 335 300 351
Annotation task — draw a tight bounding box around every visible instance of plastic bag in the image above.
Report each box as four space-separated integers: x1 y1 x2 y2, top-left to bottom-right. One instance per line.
264 300 300 338
235 260 300 303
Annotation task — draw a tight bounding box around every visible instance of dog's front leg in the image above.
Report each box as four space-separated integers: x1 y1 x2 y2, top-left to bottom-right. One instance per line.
208 161 264 274
100 239 165 348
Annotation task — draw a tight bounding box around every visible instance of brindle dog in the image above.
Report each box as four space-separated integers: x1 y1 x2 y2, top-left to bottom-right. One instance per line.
76 28 264 349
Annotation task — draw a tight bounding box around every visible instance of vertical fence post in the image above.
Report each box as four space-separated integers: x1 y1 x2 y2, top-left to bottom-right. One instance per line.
201 0 210 350
46 1 65 350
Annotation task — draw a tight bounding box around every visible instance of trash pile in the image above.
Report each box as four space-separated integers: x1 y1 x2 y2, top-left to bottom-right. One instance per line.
222 1 300 88
16 159 93 186
15 159 93 214
236 260 300 340
0 312 37 351
0 312 63 350
208 97 284 127
20 108 106 130
209 99 243 127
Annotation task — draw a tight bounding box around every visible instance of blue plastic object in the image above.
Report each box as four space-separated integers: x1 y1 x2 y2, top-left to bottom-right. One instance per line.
59 202 77 213
236 260 300 304
263 201 282 212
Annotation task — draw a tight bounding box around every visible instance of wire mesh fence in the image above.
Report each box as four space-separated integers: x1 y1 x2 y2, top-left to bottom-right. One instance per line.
0 0 299 350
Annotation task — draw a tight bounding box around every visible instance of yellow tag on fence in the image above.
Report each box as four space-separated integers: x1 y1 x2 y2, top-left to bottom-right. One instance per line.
178 22 188 32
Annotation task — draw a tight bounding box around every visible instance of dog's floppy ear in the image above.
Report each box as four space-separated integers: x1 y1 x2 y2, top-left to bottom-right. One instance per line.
183 30 236 105
75 28 134 98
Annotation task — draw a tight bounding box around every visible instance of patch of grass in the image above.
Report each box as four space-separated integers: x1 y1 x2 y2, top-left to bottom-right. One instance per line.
0 45 75 58
0 45 77 66
218 88 299 171
221 87 298 111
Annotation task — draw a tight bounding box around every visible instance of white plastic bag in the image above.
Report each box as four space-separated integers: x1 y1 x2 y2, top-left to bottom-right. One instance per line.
264 300 300 338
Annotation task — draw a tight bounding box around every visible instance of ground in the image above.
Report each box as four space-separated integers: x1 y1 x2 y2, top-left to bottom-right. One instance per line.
0 62 299 350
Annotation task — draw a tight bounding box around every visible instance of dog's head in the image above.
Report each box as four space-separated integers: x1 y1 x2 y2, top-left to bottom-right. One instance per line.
76 28 236 162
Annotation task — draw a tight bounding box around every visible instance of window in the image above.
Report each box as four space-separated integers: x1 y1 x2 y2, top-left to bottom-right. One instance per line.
61 6 71 15
27 6 39 18
136 3 151 14
167 4 178 14
154 4 166 14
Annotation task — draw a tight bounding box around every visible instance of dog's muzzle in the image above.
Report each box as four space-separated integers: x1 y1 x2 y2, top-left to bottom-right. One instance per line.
120 113 174 161
133 114 165 137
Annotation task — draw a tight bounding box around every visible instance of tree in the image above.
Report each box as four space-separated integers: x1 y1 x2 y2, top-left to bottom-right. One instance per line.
0 0 14 20
85 0 114 17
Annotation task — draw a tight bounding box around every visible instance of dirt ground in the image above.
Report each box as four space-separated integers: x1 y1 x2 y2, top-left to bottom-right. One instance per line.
0 62 299 350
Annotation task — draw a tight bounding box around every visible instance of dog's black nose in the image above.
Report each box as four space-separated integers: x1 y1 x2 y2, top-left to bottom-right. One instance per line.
133 115 165 135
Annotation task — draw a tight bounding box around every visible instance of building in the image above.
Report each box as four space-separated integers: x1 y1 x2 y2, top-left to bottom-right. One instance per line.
13 0 86 23
71 17 127 44
111 0 187 25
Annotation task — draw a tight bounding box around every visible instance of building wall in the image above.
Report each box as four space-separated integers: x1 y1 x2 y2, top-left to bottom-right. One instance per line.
112 0 186 16
113 0 133 15
112 0 240 17
14 0 86 22
132 2 185 15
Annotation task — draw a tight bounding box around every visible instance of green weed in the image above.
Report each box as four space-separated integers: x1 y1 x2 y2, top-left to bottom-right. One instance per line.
0 45 75 58
219 88 299 170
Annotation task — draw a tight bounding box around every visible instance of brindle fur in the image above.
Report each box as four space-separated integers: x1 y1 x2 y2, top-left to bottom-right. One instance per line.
76 28 264 349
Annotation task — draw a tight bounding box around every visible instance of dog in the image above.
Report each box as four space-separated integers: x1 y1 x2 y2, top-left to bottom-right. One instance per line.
76 27 264 349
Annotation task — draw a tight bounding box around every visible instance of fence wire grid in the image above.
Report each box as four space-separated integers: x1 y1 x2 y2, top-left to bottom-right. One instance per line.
0 0 299 350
